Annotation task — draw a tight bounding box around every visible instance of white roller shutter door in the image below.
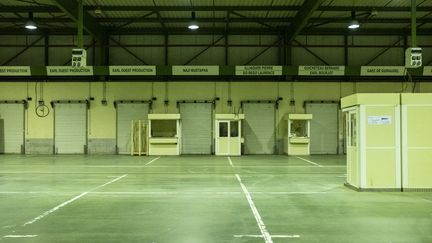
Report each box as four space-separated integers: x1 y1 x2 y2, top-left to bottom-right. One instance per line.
54 103 87 154
243 103 276 154
180 103 213 154
0 103 24 154
116 103 149 154
306 103 338 154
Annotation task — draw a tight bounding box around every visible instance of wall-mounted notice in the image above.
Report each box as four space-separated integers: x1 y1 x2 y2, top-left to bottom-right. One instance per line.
109 66 156 76
46 66 93 76
235 66 283 76
298 66 345 76
0 66 31 76
172 66 219 76
423 66 432 76
368 116 392 125
361 66 405 76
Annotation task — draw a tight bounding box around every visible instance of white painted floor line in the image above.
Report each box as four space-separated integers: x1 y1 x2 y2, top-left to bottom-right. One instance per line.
0 191 334 195
88 165 146 168
235 173 274 243
87 157 160 168
91 191 330 195
234 165 345 168
22 174 127 227
228 156 234 167
234 234 300 238
144 157 161 166
295 156 323 167
3 235 38 238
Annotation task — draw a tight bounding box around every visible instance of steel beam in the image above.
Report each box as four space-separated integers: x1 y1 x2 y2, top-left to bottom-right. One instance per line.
1 5 431 13
44 34 49 66
51 0 104 42
364 37 403 65
244 39 281 65
183 36 225 65
411 0 417 47
1 28 432 36
2 36 44 65
3 17 432 24
286 0 325 43
109 37 149 65
293 39 329 65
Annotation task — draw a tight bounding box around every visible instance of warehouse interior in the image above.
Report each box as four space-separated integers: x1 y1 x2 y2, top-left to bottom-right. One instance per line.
0 0 432 242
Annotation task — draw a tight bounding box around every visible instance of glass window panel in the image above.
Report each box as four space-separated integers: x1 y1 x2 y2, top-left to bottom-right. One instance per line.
219 122 228 137
350 113 357 146
230 121 239 137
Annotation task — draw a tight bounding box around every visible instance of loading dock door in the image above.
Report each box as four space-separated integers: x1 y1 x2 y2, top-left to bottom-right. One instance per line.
180 103 213 154
306 103 338 154
0 103 24 153
243 103 276 154
54 103 87 154
116 103 149 154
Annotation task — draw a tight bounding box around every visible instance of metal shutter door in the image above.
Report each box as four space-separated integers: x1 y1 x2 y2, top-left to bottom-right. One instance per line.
116 103 149 154
54 103 87 154
243 103 276 154
306 103 338 154
0 104 24 153
180 103 212 154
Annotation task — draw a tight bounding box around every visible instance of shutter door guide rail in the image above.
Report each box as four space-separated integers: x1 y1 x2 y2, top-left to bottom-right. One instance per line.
113 100 153 109
303 100 340 108
51 100 89 109
240 98 283 109
176 99 219 108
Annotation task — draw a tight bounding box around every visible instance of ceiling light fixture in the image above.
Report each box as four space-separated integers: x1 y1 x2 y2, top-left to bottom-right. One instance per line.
25 12 37 30
348 11 360 29
188 11 199 30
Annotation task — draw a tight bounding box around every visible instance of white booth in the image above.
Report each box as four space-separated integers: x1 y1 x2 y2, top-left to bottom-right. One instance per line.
285 114 312 155
341 93 401 190
148 114 181 156
215 114 244 156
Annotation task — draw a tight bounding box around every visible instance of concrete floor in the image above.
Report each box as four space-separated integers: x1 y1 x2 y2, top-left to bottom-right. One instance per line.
0 155 431 243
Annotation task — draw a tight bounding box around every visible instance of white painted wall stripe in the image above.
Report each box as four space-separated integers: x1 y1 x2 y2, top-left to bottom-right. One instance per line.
295 156 323 167
22 174 127 226
235 173 273 243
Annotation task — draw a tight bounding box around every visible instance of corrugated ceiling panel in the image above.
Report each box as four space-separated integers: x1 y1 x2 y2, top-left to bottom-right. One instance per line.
83 0 154 6
0 0 53 5
214 0 275 6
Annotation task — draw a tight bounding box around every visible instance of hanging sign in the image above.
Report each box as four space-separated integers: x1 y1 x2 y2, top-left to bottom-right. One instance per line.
423 66 432 76
0 66 31 76
368 116 392 125
46 66 93 76
235 66 283 76
360 66 405 76
298 66 345 76
172 66 219 76
109 66 156 76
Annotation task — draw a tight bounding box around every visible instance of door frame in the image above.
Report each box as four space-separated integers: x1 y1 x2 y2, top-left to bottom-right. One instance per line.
215 120 230 156
53 101 89 154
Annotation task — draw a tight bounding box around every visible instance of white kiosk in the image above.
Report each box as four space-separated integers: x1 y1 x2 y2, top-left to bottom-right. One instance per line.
148 114 181 156
341 93 401 190
215 114 244 156
285 114 312 155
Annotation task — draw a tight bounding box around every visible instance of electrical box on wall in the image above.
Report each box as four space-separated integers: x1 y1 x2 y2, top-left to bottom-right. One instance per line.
71 48 87 67
405 47 422 68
